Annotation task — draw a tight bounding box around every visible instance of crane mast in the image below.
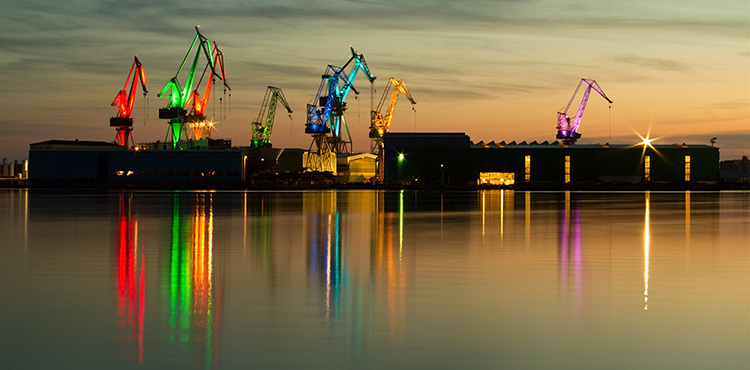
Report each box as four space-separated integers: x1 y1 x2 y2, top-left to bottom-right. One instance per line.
251 86 292 148
157 26 225 149
111 55 147 148
304 47 375 172
556 78 612 144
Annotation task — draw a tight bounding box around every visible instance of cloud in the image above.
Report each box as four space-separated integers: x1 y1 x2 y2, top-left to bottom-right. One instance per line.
613 55 691 73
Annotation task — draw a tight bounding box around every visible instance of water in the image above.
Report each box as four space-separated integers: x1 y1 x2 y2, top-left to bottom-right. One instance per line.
0 189 747 369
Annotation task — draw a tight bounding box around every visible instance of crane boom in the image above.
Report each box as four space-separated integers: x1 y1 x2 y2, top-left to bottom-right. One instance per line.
111 55 147 148
157 26 223 147
186 42 230 140
251 86 292 147
369 77 416 182
556 78 612 144
370 77 416 140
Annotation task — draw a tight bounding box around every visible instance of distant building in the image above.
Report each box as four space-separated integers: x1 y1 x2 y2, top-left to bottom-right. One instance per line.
1 158 28 179
382 133 720 186
720 156 750 183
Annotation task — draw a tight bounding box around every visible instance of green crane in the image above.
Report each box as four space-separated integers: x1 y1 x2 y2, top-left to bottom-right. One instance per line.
251 86 292 148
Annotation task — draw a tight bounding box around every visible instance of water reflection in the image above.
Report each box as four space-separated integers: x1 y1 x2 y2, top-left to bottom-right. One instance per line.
558 191 589 321
116 192 144 364
304 191 343 321
1 189 746 368
644 191 650 311
163 192 221 367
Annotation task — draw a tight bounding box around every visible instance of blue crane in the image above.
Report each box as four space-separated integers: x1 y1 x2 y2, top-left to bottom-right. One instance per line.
305 47 375 155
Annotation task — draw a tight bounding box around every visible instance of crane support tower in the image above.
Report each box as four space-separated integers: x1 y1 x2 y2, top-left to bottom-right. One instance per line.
556 78 612 144
111 55 147 148
157 26 229 149
304 47 375 172
251 86 292 148
370 77 416 181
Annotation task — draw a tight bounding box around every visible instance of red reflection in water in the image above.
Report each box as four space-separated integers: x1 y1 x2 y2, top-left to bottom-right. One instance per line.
116 193 144 364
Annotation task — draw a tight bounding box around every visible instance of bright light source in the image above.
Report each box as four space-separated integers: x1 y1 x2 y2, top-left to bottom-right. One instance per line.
637 134 654 148
398 153 404 160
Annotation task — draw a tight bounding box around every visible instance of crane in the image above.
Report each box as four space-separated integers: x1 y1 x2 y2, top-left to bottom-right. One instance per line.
110 55 147 148
370 78 416 148
251 86 292 148
186 42 230 141
370 78 416 181
556 78 612 144
157 26 225 149
305 47 376 170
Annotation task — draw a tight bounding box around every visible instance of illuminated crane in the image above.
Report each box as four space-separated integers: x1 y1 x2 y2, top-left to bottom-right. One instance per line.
370 78 416 181
251 86 292 148
556 78 612 144
370 78 416 150
110 55 147 148
186 42 229 140
158 26 226 149
305 47 375 172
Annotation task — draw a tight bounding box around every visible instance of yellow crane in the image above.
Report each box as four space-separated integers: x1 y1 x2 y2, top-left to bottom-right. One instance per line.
370 78 416 181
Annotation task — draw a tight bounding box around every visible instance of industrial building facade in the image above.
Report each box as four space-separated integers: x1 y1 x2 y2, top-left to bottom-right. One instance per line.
382 133 719 186
29 140 245 187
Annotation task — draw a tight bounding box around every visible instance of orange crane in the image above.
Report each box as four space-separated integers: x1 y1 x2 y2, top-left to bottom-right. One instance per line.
111 55 147 147
186 42 229 140
370 77 416 180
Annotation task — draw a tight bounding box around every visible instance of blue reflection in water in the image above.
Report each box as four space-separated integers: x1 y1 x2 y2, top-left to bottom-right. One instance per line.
306 192 344 321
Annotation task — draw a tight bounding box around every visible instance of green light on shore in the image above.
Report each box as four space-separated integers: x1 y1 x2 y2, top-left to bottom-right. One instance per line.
398 153 404 161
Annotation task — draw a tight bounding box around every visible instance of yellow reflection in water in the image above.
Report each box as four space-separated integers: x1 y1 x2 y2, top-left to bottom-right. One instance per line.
525 192 531 248
644 191 650 311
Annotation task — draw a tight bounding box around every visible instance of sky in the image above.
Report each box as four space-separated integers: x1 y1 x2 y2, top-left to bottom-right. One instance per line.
1 0 748 161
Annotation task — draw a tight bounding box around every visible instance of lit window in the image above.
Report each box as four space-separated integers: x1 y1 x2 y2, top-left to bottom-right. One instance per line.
524 155 531 182
684 155 691 181
564 156 571 183
478 172 515 186
644 155 651 181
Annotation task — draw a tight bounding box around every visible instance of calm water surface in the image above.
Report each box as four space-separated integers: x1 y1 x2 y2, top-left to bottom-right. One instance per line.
0 189 748 369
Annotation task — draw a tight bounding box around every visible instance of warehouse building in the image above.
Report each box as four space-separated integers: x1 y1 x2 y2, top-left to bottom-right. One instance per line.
29 140 245 187
382 133 719 186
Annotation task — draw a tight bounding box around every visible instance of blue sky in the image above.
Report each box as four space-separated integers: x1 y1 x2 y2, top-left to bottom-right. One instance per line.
1 0 748 160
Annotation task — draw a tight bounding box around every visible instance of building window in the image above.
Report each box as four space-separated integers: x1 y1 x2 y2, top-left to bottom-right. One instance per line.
684 155 691 181
644 155 651 182
478 172 515 186
564 155 571 183
524 155 531 182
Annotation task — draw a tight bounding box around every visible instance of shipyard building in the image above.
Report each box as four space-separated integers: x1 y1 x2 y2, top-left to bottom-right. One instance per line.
382 133 719 186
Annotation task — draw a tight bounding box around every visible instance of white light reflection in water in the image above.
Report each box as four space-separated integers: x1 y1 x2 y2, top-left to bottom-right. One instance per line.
644 191 650 311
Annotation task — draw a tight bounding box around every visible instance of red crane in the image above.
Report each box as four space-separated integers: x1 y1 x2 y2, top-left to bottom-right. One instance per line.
111 55 147 148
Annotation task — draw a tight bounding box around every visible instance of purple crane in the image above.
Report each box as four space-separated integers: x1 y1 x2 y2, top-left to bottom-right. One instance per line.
556 78 612 144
